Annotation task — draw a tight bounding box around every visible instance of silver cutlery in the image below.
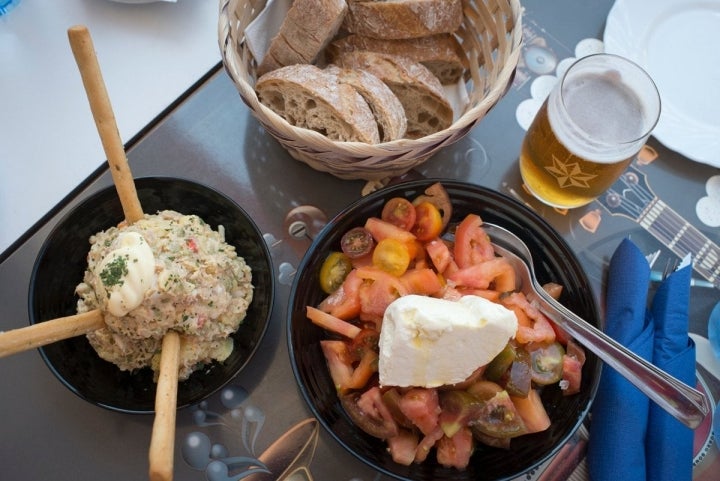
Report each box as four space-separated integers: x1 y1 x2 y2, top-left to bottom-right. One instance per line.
483 222 710 429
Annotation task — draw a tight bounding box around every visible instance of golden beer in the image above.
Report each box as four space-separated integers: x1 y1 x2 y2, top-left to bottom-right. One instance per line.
519 54 660 209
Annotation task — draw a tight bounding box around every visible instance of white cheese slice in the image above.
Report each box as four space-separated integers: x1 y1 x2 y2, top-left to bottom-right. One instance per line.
378 294 518 388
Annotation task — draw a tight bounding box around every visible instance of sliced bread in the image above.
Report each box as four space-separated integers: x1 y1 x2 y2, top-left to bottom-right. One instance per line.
256 64 380 144
326 65 407 142
327 33 468 84
342 0 463 40
336 51 453 138
257 0 348 76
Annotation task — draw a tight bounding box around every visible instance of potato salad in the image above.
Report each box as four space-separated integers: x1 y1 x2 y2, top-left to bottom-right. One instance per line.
75 210 253 380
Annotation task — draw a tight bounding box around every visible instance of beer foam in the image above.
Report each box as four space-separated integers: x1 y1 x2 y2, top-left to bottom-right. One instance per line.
550 72 648 164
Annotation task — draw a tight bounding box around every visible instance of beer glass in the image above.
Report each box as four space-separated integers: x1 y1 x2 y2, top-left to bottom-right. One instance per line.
519 54 660 209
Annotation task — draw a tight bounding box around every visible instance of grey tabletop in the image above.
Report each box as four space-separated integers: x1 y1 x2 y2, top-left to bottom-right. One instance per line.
1 1 719 480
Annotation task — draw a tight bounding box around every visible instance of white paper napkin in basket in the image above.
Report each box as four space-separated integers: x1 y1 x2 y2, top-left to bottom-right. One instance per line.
245 0 291 65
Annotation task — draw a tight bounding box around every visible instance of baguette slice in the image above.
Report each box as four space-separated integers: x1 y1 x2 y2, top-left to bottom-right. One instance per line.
343 0 463 40
257 0 348 76
336 51 453 138
326 65 407 142
327 33 468 84
256 64 380 144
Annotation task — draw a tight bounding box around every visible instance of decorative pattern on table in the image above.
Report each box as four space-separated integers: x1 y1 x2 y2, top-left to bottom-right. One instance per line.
182 384 320 480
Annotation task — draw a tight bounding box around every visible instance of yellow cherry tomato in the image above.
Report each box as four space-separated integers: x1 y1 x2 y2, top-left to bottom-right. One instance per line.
319 251 353 294
372 238 411 277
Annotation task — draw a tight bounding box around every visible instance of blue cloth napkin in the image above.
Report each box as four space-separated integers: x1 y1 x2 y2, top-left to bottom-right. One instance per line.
646 262 695 481
587 238 653 480
587 238 695 481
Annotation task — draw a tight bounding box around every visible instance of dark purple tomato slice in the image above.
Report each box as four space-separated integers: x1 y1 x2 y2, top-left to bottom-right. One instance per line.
340 227 375 259
468 390 528 439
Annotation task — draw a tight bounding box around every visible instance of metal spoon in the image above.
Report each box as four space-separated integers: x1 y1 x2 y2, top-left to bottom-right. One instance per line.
483 222 710 430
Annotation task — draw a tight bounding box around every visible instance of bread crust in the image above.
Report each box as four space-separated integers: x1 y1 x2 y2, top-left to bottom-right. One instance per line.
327 33 468 84
336 51 453 138
343 0 463 40
326 65 407 142
256 64 380 143
257 0 348 76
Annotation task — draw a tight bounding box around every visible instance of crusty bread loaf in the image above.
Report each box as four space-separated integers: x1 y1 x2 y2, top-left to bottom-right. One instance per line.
336 51 453 138
327 33 468 84
256 64 380 143
342 0 463 40
257 0 348 76
326 65 407 142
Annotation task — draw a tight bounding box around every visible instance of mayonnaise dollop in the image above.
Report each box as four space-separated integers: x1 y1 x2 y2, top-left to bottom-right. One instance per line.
95 232 156 316
378 294 518 388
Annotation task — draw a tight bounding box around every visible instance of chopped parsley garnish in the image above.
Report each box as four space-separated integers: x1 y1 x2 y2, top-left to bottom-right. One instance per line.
99 254 129 287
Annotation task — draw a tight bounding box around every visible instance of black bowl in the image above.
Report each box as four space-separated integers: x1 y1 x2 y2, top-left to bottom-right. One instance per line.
287 179 601 481
28 177 274 414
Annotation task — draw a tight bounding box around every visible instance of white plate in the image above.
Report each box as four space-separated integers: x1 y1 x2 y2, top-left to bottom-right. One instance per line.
604 0 720 167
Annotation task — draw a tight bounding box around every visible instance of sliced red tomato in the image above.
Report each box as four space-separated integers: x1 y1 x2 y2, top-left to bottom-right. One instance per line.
446 257 516 292
320 340 353 393
364 216 417 244
306 306 361 339
511 389 551 434
372 238 411 277
501 292 556 344
381 197 417 231
341 388 399 439
412 202 443 241
400 268 443 296
387 429 420 466
453 214 495 268
349 328 380 360
561 339 585 396
340 226 375 259
317 269 362 320
345 348 379 390
356 266 408 323
561 354 583 396
542 281 564 300
382 388 415 429
453 287 501 302
436 427 474 470
399 388 441 436
356 387 400 438
424 238 453 274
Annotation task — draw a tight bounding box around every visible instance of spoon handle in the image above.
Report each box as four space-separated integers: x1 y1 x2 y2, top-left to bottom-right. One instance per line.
532 286 709 429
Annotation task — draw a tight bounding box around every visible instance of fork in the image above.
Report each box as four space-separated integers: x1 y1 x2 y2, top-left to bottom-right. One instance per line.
483 222 710 429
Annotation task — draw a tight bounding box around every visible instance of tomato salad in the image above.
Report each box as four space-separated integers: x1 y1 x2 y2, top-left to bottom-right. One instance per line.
305 183 586 470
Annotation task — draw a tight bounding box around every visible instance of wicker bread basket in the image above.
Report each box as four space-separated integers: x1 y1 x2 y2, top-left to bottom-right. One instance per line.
218 0 523 181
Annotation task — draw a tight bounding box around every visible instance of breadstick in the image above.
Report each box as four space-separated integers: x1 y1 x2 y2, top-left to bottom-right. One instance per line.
67 25 144 224
0 309 104 358
148 331 181 481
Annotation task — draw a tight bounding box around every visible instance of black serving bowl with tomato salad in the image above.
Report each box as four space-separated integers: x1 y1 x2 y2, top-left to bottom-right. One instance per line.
287 179 601 481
